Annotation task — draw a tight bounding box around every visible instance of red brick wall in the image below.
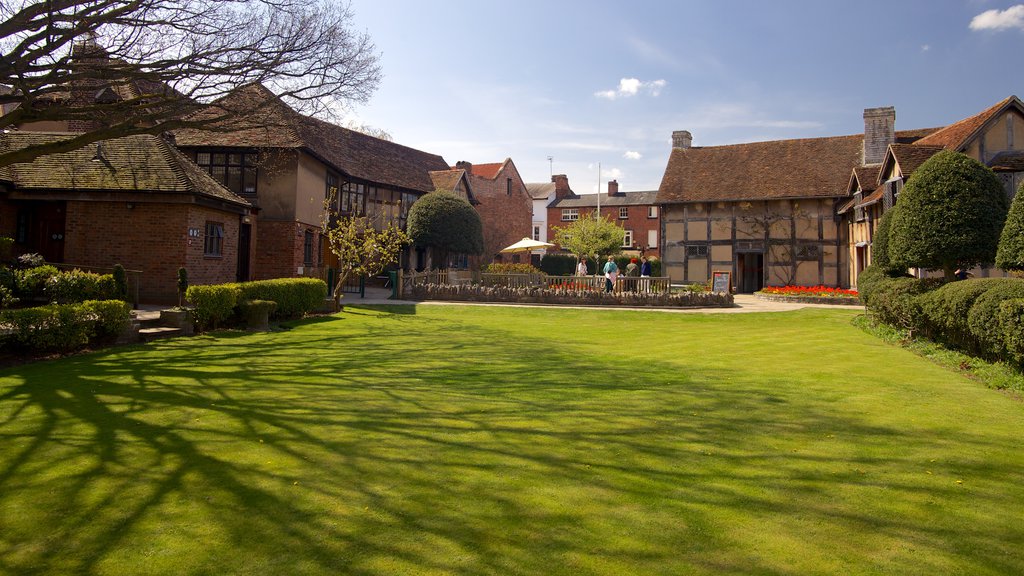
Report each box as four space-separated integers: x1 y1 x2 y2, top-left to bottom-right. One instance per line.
547 204 661 258
468 162 533 263
64 201 242 303
254 219 321 280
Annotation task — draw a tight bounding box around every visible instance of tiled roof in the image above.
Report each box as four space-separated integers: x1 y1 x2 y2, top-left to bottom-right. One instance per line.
174 84 449 192
835 197 857 215
895 127 942 143
0 131 250 207
988 150 1024 172
914 96 1021 150
466 162 505 179
857 187 885 208
551 190 659 208
849 164 882 194
526 182 555 200
429 169 466 193
885 143 945 181
658 134 864 204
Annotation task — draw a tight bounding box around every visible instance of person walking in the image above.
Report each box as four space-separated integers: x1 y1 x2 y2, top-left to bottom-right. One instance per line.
625 258 639 292
639 256 652 292
602 256 619 293
576 256 589 277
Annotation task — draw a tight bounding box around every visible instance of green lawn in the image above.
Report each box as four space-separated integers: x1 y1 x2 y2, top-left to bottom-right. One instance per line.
1 305 1023 575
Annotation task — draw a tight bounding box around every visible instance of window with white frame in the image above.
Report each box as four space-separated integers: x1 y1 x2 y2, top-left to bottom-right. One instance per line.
204 221 224 256
648 206 658 218
532 224 542 241
618 207 629 219
647 229 657 249
623 229 633 247
561 208 579 221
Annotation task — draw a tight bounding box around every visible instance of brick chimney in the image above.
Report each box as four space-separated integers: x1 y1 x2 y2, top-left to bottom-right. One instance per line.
552 174 571 199
455 160 473 174
607 179 619 197
863 107 895 165
672 130 692 149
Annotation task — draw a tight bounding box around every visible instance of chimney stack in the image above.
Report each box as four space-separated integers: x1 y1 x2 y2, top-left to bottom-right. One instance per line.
863 107 895 165
607 179 619 197
552 174 571 199
672 130 692 149
455 160 473 173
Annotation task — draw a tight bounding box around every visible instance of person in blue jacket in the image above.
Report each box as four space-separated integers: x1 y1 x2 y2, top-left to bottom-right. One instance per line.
602 256 618 292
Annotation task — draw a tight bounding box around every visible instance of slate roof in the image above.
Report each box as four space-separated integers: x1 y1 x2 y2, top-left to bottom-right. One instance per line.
174 84 449 193
914 96 1021 150
658 134 864 204
526 182 556 200
0 131 250 207
550 190 659 208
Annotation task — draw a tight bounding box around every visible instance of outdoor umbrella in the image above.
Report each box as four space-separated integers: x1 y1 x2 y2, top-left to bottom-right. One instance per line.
499 238 555 253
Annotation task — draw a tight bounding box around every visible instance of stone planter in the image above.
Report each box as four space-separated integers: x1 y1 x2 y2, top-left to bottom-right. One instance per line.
159 308 194 335
239 300 277 331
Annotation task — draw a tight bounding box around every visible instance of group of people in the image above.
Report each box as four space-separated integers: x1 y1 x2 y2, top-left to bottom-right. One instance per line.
576 256 652 292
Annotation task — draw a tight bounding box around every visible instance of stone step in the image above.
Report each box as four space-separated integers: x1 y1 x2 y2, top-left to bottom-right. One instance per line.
139 326 183 342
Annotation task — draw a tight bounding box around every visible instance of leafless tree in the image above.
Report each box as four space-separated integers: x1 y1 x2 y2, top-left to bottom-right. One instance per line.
0 0 381 167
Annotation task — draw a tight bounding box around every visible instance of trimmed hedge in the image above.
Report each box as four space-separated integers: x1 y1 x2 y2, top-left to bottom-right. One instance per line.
408 282 733 308
235 278 327 319
998 299 1024 365
185 284 241 330
0 300 131 354
966 279 1024 360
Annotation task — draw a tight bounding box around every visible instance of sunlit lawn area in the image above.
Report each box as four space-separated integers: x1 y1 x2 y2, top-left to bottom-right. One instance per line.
1 305 1023 575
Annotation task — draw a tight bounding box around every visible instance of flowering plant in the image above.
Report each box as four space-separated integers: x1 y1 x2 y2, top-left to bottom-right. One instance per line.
761 285 859 298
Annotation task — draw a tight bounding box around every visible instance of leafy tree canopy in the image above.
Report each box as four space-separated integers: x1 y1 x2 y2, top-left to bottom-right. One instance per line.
551 215 624 262
888 150 1008 279
996 181 1024 271
407 192 484 256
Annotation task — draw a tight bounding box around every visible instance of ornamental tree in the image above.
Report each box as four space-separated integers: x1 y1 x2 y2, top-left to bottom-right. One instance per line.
888 150 1008 280
551 214 624 265
996 181 1024 271
321 196 409 304
406 192 484 267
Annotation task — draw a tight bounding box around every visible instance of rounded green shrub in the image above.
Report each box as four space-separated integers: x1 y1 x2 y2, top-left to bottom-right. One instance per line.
997 298 1024 366
966 278 1024 360
186 284 241 330
236 278 327 319
917 278 1003 350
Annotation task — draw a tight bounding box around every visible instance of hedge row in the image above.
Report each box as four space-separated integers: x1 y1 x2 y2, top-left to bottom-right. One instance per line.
408 282 732 308
0 265 121 307
185 278 328 331
858 265 1024 365
0 300 132 354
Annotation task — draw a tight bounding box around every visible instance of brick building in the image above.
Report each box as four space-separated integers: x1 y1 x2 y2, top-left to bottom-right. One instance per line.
449 159 533 264
0 132 253 302
546 175 661 258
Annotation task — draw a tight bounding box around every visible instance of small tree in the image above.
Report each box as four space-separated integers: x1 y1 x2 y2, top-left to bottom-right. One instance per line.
112 264 128 300
996 181 1024 271
406 192 483 268
870 206 904 275
322 197 410 304
176 267 189 308
889 150 1008 280
551 215 625 266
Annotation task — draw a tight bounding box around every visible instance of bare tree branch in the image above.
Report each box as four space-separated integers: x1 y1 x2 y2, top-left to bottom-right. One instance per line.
0 0 381 167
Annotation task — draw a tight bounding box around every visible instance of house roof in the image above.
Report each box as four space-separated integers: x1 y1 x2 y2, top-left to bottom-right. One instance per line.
657 134 864 204
857 187 885 208
526 182 556 200
914 95 1022 150
0 131 250 207
848 164 882 194
429 169 467 192
988 150 1024 172
880 143 945 182
835 197 857 215
174 84 449 193
550 190 659 208
464 162 505 179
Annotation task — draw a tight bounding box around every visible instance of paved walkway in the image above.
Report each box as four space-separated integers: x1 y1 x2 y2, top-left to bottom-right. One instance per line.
344 287 862 314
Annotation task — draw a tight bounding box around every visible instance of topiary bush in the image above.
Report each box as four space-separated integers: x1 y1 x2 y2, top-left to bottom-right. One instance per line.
112 264 128 301
966 278 1024 361
917 278 1003 351
186 284 241 330
45 269 117 304
483 263 543 275
236 278 327 319
865 276 943 333
997 298 1024 366
82 299 132 341
996 180 1024 271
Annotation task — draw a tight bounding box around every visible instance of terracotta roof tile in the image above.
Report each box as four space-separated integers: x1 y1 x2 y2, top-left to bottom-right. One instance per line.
429 169 465 193
465 162 504 179
657 134 863 204
857 187 885 208
887 143 945 179
836 197 857 215
0 131 249 207
174 84 448 192
851 164 882 193
914 96 1021 150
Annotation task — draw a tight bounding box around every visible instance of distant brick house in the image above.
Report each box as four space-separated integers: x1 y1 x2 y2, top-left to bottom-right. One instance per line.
546 175 661 258
0 132 253 302
173 84 451 281
451 159 533 264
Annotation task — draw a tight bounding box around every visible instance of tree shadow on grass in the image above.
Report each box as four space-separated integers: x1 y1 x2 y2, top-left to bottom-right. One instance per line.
0 309 1022 575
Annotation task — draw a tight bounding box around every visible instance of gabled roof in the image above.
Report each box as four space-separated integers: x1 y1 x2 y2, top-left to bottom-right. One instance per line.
464 162 505 179
857 187 885 208
914 95 1023 150
0 131 249 207
988 150 1024 171
174 84 449 193
550 190 659 208
658 134 864 204
428 169 479 204
835 197 857 215
879 143 945 183
847 164 882 195
526 182 556 200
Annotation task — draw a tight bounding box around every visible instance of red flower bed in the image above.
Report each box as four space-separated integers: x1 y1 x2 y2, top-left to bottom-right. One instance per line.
761 285 859 298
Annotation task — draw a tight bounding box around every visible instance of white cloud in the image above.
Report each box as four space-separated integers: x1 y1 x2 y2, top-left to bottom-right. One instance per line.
623 151 642 160
602 167 623 180
921 44 931 52
969 5 1024 31
594 78 668 100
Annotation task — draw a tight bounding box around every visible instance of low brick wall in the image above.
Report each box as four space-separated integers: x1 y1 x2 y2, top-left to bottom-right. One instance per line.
754 292 862 306
408 283 733 308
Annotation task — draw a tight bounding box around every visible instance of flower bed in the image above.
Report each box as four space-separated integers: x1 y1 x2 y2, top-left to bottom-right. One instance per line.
407 283 733 308
756 285 861 306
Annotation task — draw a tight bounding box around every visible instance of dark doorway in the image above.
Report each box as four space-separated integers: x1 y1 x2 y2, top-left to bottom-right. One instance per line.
737 252 764 293
237 223 252 282
20 202 66 263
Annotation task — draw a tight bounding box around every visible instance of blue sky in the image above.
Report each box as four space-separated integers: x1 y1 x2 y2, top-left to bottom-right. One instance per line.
346 1 1023 193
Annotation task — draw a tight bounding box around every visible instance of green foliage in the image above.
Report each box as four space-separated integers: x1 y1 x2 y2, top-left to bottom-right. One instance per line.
889 150 1008 278
864 275 942 331
236 278 327 319
15 265 59 298
82 300 132 340
45 269 117 304
238 299 278 328
916 278 1003 351
965 278 1024 360
538 254 578 276
996 181 1024 271
0 236 12 261
185 284 241 330
112 264 128 300
551 215 624 262
0 299 129 353
321 212 409 299
17 253 45 268
870 207 901 272
483 263 543 275
406 192 484 256
997 298 1024 366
